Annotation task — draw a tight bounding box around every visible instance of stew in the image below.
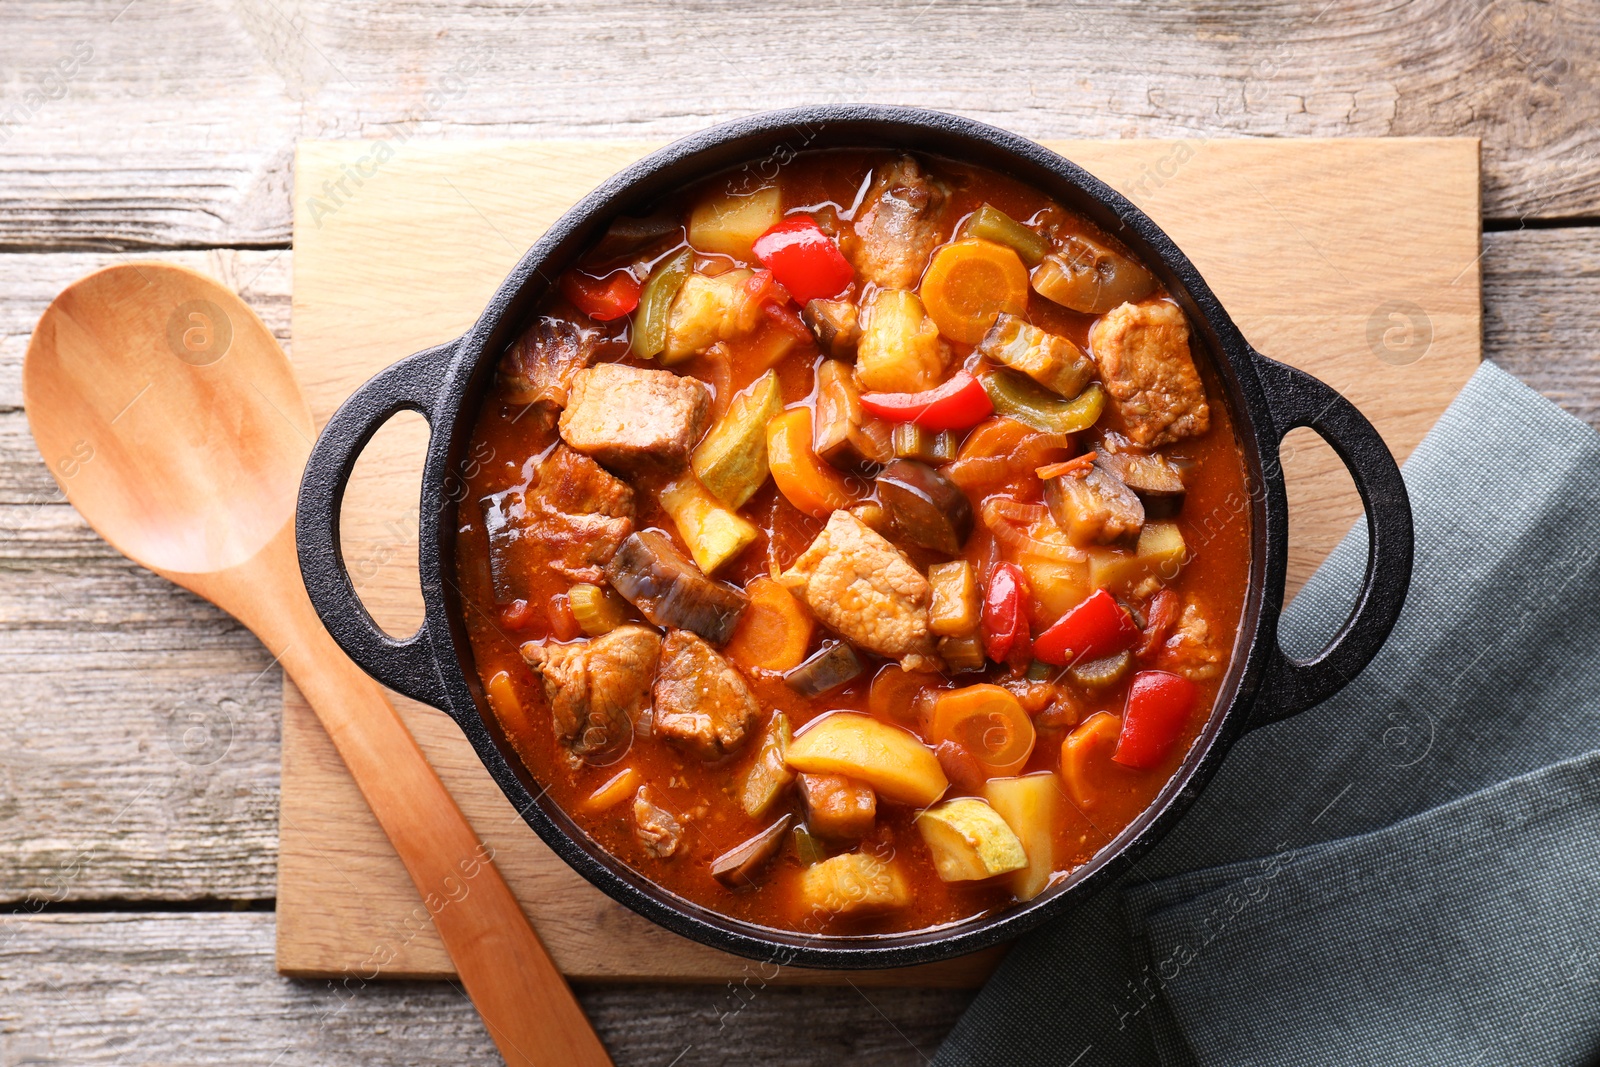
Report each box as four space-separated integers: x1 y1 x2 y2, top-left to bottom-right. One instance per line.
453 150 1249 935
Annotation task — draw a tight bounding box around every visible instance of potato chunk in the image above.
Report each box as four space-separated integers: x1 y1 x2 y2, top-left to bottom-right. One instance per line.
984 774 1061 900
688 184 781 260
916 798 1028 882
856 288 948 393
657 475 758 576
785 711 948 806
797 852 910 916
927 560 979 637
663 269 764 363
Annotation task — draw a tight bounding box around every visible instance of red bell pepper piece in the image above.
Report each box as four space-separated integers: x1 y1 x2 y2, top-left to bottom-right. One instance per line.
982 562 1032 665
497 598 535 631
762 299 813 342
546 593 582 642
558 268 641 321
1113 670 1198 769
1033 589 1140 666
860 371 996 432
751 216 854 304
1136 587 1181 658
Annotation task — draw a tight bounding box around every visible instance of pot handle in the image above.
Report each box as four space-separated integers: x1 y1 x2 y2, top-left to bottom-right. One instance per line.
296 340 457 710
1247 353 1414 728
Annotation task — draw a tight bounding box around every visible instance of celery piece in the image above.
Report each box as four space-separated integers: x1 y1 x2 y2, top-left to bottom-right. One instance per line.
568 583 627 637
963 203 1049 267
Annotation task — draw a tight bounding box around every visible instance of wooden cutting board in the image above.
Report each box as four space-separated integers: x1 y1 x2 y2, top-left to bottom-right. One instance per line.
280 137 1481 984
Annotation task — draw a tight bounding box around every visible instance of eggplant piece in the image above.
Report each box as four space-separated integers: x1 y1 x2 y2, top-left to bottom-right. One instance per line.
1031 233 1157 315
974 314 1094 399
813 360 893 466
797 773 876 840
1094 450 1186 519
604 530 748 646
803 298 861 359
891 423 958 464
875 459 974 556
590 210 683 263
938 634 986 673
1043 465 1144 547
480 489 534 603
785 639 865 698
711 814 793 889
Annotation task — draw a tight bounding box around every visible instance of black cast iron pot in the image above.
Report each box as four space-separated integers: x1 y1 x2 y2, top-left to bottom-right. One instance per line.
296 106 1413 969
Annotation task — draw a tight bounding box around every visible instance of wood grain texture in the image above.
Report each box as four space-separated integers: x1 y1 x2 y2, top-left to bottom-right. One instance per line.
0 251 290 906
0 914 970 1066
1483 227 1600 426
0 0 1595 252
279 136 1479 980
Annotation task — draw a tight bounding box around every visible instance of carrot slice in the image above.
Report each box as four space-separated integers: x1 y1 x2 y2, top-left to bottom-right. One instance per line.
920 238 1030 345
931 684 1036 778
868 663 943 722
765 407 860 519
1059 711 1124 811
724 577 814 673
582 767 640 813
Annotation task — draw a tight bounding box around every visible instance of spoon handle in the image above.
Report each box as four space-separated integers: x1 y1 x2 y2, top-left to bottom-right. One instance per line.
246 533 612 1067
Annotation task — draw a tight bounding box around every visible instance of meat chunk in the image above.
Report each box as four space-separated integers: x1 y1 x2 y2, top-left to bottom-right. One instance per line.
481 445 635 592
520 624 661 767
1089 300 1210 447
652 629 761 759
664 270 763 363
797 773 877 840
497 317 601 428
847 156 948 290
1161 600 1222 681
975 313 1095 398
779 510 938 671
559 363 711 474
632 786 683 859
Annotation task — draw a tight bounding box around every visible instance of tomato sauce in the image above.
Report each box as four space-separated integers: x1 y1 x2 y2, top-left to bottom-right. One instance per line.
452 150 1250 936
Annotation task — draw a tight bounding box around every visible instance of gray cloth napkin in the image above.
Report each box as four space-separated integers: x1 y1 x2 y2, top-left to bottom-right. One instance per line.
934 360 1600 1067
1121 752 1600 1066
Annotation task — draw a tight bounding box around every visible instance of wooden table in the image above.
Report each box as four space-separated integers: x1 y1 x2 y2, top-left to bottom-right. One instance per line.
0 3 1595 1064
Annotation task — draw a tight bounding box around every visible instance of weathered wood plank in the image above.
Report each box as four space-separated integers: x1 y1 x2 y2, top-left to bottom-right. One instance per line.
4 227 1599 903
1483 227 1600 427
0 0 1597 251
0 913 971 1066
0 250 291 903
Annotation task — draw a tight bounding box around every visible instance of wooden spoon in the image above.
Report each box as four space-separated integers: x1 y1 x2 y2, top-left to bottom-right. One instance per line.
23 263 612 1067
